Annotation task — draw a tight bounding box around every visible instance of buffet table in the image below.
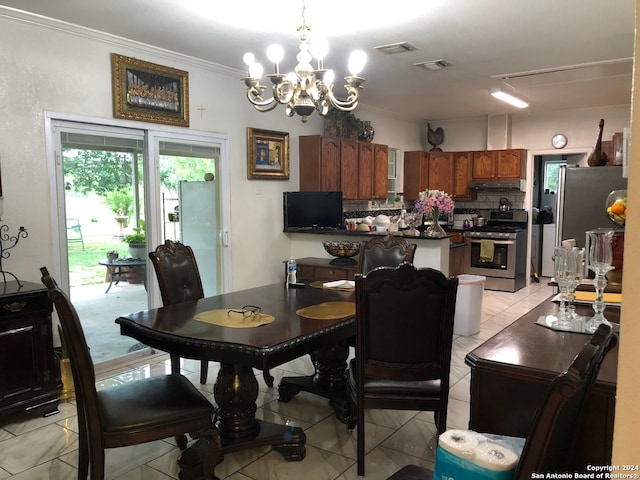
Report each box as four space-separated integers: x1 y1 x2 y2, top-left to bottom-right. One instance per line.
465 298 619 470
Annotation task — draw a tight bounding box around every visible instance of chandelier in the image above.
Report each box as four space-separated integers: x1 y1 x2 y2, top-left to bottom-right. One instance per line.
241 2 367 123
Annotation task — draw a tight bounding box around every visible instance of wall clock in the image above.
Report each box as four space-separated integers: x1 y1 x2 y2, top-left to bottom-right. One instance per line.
552 134 567 149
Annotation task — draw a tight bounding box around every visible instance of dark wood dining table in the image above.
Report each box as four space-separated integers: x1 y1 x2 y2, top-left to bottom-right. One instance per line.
115 282 356 462
465 297 620 470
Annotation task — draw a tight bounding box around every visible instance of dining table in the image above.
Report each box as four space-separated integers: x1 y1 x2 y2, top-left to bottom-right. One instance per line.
115 281 356 464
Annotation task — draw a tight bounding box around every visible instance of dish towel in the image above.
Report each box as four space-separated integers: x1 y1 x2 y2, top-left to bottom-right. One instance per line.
480 240 495 262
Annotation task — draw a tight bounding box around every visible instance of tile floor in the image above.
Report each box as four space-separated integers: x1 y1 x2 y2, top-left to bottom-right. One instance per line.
0 279 552 480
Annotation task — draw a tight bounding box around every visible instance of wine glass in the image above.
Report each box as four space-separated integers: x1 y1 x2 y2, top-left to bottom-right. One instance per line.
553 246 579 330
566 248 585 321
585 229 614 333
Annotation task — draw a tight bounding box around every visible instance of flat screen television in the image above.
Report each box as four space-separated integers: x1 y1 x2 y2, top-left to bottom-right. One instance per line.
283 191 344 230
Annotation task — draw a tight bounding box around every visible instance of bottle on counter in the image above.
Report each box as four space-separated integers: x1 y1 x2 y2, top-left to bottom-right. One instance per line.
463 219 471 230
286 257 297 285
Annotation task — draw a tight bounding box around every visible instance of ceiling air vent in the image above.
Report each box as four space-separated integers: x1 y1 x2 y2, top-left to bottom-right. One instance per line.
374 42 418 55
414 59 451 71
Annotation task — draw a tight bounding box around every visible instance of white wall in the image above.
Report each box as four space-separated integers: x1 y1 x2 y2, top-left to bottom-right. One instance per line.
0 9 423 290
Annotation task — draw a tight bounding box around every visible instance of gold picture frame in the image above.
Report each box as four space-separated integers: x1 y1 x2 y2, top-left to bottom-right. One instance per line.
111 53 189 127
247 128 290 179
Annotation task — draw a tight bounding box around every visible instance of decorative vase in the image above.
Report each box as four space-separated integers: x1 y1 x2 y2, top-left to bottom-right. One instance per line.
59 358 75 402
358 121 375 142
425 211 446 237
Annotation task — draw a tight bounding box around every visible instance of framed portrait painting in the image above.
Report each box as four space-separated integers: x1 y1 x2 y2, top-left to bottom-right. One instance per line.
111 53 189 127
247 128 290 179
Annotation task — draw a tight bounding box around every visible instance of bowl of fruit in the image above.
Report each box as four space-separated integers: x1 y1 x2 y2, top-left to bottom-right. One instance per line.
606 190 627 227
322 241 361 265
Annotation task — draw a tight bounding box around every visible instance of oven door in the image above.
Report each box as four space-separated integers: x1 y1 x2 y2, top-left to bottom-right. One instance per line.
465 237 517 278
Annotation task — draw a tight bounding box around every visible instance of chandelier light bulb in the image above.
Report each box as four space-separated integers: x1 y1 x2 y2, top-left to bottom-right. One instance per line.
248 62 264 79
310 37 329 69
242 52 255 66
348 50 367 76
266 44 284 64
323 69 335 86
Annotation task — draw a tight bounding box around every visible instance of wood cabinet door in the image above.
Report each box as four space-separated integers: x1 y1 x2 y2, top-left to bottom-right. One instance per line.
340 139 358 199
453 151 476 199
496 149 525 179
403 151 429 200
373 144 388 200
357 142 374 199
320 137 341 191
428 151 454 193
472 150 497 179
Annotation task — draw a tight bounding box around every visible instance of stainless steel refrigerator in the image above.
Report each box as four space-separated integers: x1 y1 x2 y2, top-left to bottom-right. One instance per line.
555 165 627 248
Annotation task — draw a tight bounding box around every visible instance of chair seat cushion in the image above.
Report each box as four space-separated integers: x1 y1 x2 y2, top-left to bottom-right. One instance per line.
98 374 215 435
348 360 441 397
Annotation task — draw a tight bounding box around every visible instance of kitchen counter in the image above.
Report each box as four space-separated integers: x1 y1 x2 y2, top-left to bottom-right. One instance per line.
286 230 451 275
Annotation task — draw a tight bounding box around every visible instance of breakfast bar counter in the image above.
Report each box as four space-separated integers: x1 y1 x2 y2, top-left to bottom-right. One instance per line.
286 230 451 275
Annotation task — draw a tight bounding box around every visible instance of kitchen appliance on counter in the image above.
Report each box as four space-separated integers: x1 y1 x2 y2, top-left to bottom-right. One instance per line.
464 210 528 292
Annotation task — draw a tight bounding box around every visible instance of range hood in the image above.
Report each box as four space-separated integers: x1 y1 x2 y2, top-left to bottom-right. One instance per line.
468 179 526 191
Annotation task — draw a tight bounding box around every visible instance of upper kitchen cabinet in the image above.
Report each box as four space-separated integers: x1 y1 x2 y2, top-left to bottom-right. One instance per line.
403 151 429 200
428 151 454 194
300 135 341 191
472 149 526 180
453 151 476 200
372 144 389 200
404 150 475 201
300 135 388 200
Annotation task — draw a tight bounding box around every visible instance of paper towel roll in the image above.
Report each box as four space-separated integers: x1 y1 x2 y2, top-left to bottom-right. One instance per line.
438 429 483 459
473 441 520 471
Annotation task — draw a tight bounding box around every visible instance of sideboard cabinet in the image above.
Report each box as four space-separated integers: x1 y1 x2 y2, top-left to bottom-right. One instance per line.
295 257 358 282
0 281 59 417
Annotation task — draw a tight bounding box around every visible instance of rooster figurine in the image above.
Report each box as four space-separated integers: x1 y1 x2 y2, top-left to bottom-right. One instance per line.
587 118 608 166
427 123 444 151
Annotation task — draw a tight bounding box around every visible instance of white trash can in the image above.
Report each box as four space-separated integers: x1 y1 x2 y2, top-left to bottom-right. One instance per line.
454 274 486 335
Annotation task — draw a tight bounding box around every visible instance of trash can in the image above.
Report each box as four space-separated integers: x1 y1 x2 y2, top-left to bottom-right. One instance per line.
454 274 486 335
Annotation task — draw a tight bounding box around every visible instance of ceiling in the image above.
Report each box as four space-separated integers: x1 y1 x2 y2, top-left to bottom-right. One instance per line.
2 0 636 121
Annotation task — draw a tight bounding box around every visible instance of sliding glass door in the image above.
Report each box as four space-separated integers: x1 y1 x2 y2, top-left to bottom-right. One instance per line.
50 119 230 365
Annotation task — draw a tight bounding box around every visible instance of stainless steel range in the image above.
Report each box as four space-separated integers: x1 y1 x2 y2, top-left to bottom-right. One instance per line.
464 210 528 292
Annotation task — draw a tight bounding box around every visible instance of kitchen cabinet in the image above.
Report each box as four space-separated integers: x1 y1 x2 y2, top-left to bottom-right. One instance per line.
0 281 59 418
403 151 429 200
428 151 454 194
295 257 358 282
472 149 526 180
300 135 388 200
449 243 467 277
453 151 476 200
404 150 475 201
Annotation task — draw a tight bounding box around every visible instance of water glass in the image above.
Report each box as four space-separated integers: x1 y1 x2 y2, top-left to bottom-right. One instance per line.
553 246 582 330
585 229 614 333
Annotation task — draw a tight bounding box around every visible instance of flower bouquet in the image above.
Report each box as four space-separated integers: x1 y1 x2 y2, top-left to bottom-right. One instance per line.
415 190 455 237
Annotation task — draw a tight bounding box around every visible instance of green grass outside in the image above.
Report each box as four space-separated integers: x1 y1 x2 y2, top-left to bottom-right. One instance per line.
67 240 128 286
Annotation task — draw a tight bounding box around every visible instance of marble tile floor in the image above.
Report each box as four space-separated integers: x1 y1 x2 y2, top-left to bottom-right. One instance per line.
0 279 553 480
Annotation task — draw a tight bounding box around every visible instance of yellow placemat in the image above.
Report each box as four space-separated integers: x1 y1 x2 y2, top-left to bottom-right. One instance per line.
194 309 275 328
309 280 355 291
296 301 355 320
574 291 622 304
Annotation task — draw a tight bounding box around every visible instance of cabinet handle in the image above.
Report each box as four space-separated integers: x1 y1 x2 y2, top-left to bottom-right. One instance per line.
3 301 27 313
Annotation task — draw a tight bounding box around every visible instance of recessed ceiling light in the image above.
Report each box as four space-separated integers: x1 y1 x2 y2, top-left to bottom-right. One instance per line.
414 60 451 71
374 42 418 55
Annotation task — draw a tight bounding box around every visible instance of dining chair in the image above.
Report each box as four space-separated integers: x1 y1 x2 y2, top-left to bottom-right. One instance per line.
386 322 618 480
357 234 417 275
40 267 221 480
348 262 459 476
149 240 210 383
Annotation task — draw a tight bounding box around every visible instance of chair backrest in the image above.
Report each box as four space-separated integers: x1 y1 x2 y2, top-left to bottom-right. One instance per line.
149 240 204 305
40 267 101 446
515 323 618 478
355 263 458 383
357 235 417 274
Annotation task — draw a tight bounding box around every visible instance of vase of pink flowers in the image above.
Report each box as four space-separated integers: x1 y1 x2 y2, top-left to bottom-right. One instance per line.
415 189 455 237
